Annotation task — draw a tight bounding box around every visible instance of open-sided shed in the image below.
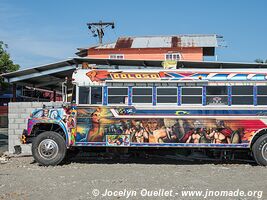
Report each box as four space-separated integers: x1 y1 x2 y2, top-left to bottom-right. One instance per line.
2 58 267 95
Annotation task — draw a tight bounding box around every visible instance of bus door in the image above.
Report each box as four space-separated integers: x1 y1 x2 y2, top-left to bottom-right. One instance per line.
75 86 106 144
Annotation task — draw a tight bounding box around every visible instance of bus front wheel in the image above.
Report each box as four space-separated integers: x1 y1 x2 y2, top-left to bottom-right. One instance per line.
32 131 67 166
252 134 267 166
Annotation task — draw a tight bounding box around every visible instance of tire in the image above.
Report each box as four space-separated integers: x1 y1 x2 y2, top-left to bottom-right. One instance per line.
252 134 267 166
32 131 67 166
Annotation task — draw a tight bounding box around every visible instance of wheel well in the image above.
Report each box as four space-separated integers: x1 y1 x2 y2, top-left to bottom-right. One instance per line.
31 123 67 141
250 129 267 148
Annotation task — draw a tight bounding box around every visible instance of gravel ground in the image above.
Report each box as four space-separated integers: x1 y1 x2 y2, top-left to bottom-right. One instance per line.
0 154 266 200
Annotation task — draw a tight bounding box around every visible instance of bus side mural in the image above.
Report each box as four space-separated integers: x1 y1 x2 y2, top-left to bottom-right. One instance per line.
74 107 267 147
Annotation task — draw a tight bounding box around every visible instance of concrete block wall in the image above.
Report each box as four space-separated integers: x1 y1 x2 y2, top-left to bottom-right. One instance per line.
8 102 63 155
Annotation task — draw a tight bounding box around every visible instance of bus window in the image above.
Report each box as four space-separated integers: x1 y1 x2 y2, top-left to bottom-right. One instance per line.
181 87 202 105
91 87 103 104
132 88 152 104
108 87 128 104
79 87 90 104
157 88 177 103
257 86 267 105
206 86 228 105
232 86 253 105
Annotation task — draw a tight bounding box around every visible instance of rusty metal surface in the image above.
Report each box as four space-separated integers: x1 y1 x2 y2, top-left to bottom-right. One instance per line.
171 36 181 48
115 37 133 48
93 35 218 49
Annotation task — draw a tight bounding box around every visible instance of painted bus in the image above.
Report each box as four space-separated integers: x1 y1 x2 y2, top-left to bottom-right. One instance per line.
21 65 267 166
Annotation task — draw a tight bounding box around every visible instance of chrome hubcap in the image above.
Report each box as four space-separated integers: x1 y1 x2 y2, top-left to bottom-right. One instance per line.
38 139 59 160
261 143 267 161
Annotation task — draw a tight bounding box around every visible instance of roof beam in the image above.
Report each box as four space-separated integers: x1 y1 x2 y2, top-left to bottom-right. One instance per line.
6 65 75 83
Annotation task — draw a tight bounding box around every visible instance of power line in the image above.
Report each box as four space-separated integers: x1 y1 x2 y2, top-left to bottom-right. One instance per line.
87 20 115 45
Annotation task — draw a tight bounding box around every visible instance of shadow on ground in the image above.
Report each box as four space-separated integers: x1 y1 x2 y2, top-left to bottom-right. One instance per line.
57 149 257 166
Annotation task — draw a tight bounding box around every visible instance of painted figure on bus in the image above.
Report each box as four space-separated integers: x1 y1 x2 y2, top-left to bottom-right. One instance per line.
185 121 204 143
206 120 232 144
87 107 103 141
86 70 110 82
154 119 180 143
42 109 49 118
186 128 203 143
87 107 113 142
129 120 148 143
142 119 166 143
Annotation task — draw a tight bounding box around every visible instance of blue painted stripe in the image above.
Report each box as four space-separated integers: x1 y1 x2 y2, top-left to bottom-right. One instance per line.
75 142 106 146
128 86 132 106
134 109 267 115
153 86 156 106
209 74 229 81
178 86 181 106
74 142 249 148
130 143 249 148
103 86 108 105
228 86 232 106
254 86 257 106
202 86 206 106
251 75 266 81
230 74 248 81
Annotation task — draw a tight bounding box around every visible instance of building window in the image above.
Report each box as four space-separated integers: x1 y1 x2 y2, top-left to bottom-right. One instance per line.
165 53 181 61
232 86 253 105
181 87 202 104
157 88 177 103
206 86 228 105
109 54 124 59
108 87 128 104
257 86 267 105
132 88 152 104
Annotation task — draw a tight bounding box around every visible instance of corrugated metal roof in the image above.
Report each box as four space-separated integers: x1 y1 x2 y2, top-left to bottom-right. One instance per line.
95 43 116 49
93 34 218 49
180 35 218 47
131 36 171 48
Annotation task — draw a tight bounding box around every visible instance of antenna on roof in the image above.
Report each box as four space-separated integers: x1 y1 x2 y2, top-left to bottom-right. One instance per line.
87 20 115 45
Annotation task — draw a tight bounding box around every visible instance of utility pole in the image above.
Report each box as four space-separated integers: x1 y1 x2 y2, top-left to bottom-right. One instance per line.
87 20 115 44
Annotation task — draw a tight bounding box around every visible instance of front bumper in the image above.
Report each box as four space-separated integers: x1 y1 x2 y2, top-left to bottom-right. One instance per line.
21 129 33 144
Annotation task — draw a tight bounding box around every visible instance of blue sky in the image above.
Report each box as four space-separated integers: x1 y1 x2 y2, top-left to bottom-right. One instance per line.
1 0 267 68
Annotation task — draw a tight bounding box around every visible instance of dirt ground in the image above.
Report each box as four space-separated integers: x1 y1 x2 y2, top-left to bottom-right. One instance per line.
0 153 266 200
